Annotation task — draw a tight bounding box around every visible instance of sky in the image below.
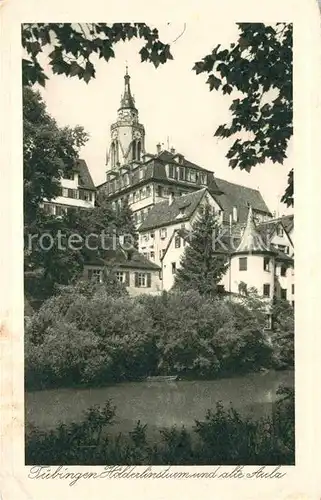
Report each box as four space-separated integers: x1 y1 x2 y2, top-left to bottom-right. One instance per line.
37 22 293 216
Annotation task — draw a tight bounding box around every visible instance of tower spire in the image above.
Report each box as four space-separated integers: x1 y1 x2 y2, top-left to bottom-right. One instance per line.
235 205 270 253
119 65 136 110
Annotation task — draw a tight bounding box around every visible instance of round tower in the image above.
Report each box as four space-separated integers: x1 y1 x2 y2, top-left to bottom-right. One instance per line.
106 67 145 172
229 206 276 299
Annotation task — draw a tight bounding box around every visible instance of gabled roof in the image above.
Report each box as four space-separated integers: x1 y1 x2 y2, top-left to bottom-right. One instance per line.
76 159 96 191
259 214 294 234
83 238 160 271
138 188 207 231
213 178 271 223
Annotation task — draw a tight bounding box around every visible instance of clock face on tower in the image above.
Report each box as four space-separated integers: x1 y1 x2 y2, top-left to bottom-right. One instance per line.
111 130 118 139
134 131 142 139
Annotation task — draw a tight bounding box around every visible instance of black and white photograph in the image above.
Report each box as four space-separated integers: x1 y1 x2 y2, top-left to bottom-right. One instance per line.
19 20 297 468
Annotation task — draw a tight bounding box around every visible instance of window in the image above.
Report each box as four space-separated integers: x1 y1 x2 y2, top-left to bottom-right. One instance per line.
168 165 174 178
281 288 287 300
88 269 103 283
179 167 185 180
79 190 93 201
200 173 207 185
278 244 286 252
64 171 74 180
277 226 284 237
150 232 154 239
159 249 166 260
292 284 295 295
150 251 155 260
280 266 287 277
146 185 151 197
171 262 176 274
190 170 196 182
43 203 55 215
175 235 181 248
116 271 124 283
263 284 270 297
239 257 247 271
233 206 238 222
292 301 295 308
160 228 167 239
56 205 66 217
135 272 152 288
263 257 271 272
62 187 69 197
157 185 163 197
265 315 272 330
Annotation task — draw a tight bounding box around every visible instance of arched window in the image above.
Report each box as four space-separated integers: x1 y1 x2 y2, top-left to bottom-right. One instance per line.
111 142 116 167
137 141 141 161
132 140 137 160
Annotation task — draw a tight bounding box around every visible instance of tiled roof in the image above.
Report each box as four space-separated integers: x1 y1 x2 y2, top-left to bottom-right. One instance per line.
76 159 96 191
213 178 271 223
139 188 207 231
83 238 160 270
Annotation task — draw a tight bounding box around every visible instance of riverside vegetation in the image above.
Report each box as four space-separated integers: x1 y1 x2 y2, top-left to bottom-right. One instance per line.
25 386 294 465
25 279 294 391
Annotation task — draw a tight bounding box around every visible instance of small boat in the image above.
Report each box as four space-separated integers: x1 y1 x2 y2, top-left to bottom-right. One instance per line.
146 375 179 382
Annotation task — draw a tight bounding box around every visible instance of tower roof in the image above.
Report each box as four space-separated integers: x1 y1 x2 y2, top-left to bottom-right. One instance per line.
234 205 272 254
119 66 136 110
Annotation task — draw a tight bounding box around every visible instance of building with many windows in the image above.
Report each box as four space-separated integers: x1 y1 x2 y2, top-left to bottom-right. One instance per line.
92 69 294 303
42 159 96 216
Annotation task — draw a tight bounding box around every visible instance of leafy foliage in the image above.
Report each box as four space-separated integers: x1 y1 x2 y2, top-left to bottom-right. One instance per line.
22 23 173 87
193 23 293 206
25 286 288 390
174 205 228 295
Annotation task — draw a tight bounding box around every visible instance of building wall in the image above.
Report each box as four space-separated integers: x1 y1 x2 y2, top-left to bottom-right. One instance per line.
84 265 162 296
228 254 275 299
140 220 190 267
162 234 187 291
160 192 223 289
43 174 96 212
274 261 295 304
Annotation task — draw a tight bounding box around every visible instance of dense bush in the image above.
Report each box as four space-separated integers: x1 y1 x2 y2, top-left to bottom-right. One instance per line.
25 387 294 465
25 286 293 390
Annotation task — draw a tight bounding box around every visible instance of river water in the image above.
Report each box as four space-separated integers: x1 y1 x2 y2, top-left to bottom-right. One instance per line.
25 370 294 434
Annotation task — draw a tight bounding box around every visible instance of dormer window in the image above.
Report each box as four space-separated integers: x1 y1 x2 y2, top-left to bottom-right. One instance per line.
64 171 74 180
277 226 284 237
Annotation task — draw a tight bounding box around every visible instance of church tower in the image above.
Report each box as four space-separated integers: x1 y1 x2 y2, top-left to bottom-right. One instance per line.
106 67 145 174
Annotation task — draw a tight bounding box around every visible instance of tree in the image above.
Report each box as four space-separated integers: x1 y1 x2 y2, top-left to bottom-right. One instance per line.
23 86 88 224
174 205 228 295
22 23 173 87
193 23 293 206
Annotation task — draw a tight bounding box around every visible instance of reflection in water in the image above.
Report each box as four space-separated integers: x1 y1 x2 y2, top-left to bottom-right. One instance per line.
26 370 294 433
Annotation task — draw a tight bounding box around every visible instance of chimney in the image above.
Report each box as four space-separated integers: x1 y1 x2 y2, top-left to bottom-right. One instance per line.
156 143 162 154
169 191 175 206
